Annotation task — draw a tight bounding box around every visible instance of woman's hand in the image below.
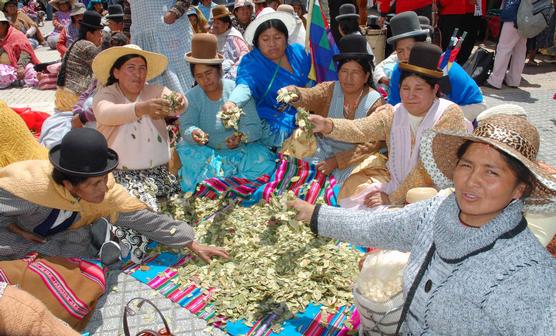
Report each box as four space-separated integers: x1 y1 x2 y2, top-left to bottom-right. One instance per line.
8 223 46 244
135 98 171 119
364 191 390 208
308 115 334 135
186 241 229 264
221 101 237 114
163 11 177 24
379 76 390 86
316 157 338 175
226 133 242 149
287 198 316 222
173 93 187 115
192 129 209 145
16 66 25 80
71 114 84 128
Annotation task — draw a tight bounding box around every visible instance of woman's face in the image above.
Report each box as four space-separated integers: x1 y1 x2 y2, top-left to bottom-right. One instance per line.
87 28 103 47
211 18 229 35
338 60 369 95
193 63 222 95
395 38 416 63
63 175 109 204
293 4 303 17
257 27 287 62
93 3 103 13
399 75 438 117
5 3 18 16
113 57 148 96
58 2 70 12
235 6 252 24
453 142 526 227
72 14 83 24
188 15 198 26
108 19 124 32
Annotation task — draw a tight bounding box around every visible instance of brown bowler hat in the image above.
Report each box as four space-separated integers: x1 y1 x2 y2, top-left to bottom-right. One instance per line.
184 33 224 65
212 5 231 19
399 42 444 79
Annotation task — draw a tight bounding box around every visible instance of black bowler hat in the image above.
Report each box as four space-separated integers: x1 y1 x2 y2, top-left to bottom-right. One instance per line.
335 4 359 21
333 34 373 62
399 42 443 79
79 10 104 30
49 128 119 177
106 4 124 21
387 11 428 45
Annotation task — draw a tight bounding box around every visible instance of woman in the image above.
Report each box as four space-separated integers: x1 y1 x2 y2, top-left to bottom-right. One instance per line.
485 0 525 89
177 33 276 193
46 0 74 49
187 6 208 33
291 113 556 335
87 0 106 16
282 34 388 201
2 0 45 49
56 2 85 57
222 11 311 148
92 44 186 211
129 0 194 93
55 10 102 111
308 43 468 208
0 12 40 88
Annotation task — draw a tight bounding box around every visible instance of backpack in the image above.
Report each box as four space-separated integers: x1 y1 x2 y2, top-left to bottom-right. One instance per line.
463 46 495 86
516 0 555 38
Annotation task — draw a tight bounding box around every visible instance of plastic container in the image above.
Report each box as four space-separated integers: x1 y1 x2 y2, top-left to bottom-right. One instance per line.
364 28 387 64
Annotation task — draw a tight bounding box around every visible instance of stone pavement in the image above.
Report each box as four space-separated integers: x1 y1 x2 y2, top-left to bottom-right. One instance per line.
0 21 555 335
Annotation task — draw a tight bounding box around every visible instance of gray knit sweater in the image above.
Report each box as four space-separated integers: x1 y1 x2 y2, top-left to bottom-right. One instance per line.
315 194 556 335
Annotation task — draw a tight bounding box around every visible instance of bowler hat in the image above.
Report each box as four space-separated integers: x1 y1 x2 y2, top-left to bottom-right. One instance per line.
80 10 103 29
386 11 428 45
333 34 373 62
185 33 224 64
49 128 119 177
212 5 231 19
399 42 443 79
106 4 124 21
336 3 359 21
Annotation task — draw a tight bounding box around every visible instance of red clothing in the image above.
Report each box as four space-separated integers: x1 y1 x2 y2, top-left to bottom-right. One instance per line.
439 0 486 15
379 0 432 15
0 26 40 67
57 27 68 57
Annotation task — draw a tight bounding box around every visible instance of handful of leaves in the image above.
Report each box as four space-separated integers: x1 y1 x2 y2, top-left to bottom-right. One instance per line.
163 91 181 116
161 195 361 329
280 107 317 159
217 106 246 141
276 87 299 104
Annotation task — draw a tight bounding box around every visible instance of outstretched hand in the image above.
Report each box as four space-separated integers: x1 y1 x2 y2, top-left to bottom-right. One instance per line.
308 115 334 134
186 241 230 264
287 198 316 222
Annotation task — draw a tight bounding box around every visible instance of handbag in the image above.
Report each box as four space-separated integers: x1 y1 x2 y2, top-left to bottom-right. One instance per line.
123 298 173 336
462 46 495 86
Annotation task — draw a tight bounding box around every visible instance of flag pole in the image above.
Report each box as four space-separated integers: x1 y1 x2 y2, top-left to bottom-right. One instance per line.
305 0 316 51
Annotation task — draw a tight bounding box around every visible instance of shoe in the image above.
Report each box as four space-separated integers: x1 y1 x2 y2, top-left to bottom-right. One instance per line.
503 81 518 88
99 241 121 266
482 81 501 90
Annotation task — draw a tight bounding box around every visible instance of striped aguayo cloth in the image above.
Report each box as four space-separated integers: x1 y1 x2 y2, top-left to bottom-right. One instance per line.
121 252 360 336
195 154 339 207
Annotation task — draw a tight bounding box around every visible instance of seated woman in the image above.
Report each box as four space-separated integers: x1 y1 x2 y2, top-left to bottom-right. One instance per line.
386 12 486 121
177 33 276 193
282 34 388 201
0 128 228 329
308 43 468 209
56 2 84 57
46 0 74 49
2 0 45 49
0 13 40 89
222 11 312 148
92 44 186 211
292 114 556 335
55 10 102 111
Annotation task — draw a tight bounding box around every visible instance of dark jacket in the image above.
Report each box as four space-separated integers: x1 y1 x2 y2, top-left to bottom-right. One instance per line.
500 0 521 23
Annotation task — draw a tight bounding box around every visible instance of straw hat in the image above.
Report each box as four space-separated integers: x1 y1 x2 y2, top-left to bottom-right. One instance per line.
48 0 75 11
92 44 168 86
184 33 224 64
387 11 429 45
243 10 296 46
0 11 7 22
476 104 527 123
399 42 444 79
212 5 231 19
234 0 253 10
69 2 86 17
420 114 556 213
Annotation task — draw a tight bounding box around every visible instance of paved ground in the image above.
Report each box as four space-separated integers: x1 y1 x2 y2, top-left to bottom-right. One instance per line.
0 21 555 336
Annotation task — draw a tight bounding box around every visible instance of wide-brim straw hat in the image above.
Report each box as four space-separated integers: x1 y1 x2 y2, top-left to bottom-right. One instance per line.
387 11 429 45
243 10 296 46
70 3 86 17
48 0 76 11
420 114 556 213
92 44 168 86
185 33 224 64
234 0 253 10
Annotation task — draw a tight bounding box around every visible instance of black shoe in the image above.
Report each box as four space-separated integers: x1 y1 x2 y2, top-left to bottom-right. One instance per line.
482 81 500 90
503 81 518 88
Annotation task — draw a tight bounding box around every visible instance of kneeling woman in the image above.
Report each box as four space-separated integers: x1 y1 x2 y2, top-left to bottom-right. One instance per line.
92 44 186 211
292 114 556 335
177 34 276 193
309 43 468 209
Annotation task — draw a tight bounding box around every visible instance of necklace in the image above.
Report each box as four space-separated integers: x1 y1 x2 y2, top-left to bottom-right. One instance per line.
342 88 365 119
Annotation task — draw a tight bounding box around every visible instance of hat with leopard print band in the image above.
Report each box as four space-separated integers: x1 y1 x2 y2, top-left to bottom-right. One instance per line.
419 114 556 214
